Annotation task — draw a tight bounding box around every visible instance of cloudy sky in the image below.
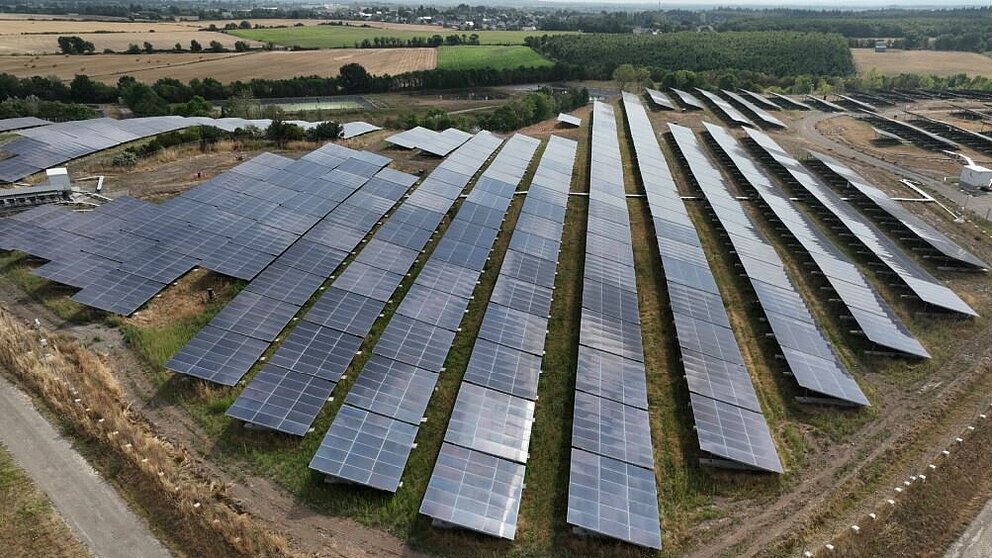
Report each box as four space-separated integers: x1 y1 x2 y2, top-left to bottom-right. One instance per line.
579 0 990 5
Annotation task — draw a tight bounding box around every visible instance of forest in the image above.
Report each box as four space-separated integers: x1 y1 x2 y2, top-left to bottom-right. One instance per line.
527 32 855 80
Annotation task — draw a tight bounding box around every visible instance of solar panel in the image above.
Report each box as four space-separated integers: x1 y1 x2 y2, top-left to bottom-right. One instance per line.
490 275 554 317
582 277 640 324
245 263 325 306
444 383 536 463
345 355 438 425
373 220 435 251
395 284 469 332
681 349 762 413
199 241 274 280
358 239 420 275
71 269 165 315
373 314 456 373
268 320 362 382
420 443 525 539
431 237 491 271
689 393 783 473
309 405 418 492
414 260 480 299
575 345 648 410
225 363 334 435
499 249 558 288
462 338 542 401
579 308 644 363
304 287 383 337
208 290 300 342
477 303 549 356
116 248 198 284
277 240 347 277
166 325 270 385
566 448 662 550
571 391 654 469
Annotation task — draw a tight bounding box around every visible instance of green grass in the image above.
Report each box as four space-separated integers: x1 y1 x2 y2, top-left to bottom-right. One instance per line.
229 26 565 49
0 253 95 322
436 45 553 71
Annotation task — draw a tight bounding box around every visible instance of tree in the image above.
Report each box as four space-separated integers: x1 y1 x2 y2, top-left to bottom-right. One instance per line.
239 20 252 29
120 82 169 116
613 64 649 91
208 41 225 53
222 89 262 119
190 40 202 52
126 43 142 54
173 42 183 52
143 41 154 53
266 117 305 145
306 121 343 141
338 63 371 93
57 36 95 55
172 95 214 117
234 41 250 52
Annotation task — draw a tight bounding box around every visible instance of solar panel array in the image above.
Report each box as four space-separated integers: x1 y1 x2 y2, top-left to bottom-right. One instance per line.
708 125 930 358
420 135 576 539
564 100 662 550
834 94 879 113
669 88 706 111
341 121 382 139
645 88 677 111
805 96 848 113
621 92 783 475
807 152 988 270
858 113 960 152
385 126 473 156
226 132 504 436
0 116 50 133
557 113 582 127
167 146 411 387
311 133 542 492
745 130 977 318
694 89 756 128
720 90 787 129
0 115 326 182
1 145 385 316
673 122 868 406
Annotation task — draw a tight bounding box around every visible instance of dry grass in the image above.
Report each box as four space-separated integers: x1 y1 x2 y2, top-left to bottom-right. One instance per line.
852 48 992 77
0 310 296 558
0 49 436 83
0 444 89 558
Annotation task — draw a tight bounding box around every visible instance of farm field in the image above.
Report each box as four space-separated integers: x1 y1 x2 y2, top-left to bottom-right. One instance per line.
853 48 992 77
228 25 566 48
0 49 437 83
436 45 552 70
0 30 264 54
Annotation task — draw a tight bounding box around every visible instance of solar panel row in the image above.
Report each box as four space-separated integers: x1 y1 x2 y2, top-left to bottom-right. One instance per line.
309 133 541 491
670 88 706 111
563 100 662 550
772 147 976 317
420 135 577 540
694 88 756 129
739 90 784 112
621 93 783 477
0 115 332 183
166 146 406 386
385 126 473 157
670 121 868 407
706 124 930 358
807 151 988 271
720 90 788 130
645 88 678 111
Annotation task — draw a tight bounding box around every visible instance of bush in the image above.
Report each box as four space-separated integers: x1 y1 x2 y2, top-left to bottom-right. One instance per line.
306 121 342 141
112 151 138 167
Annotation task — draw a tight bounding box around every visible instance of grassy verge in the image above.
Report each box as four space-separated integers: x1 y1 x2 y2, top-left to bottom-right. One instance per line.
0 253 94 322
0 443 89 558
437 46 552 71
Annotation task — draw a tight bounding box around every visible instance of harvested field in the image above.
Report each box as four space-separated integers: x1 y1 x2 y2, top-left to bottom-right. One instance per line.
193 19 442 33
0 31 264 54
853 48 992 77
0 49 436 83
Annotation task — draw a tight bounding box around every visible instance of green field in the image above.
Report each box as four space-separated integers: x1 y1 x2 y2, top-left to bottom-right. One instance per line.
437 45 552 70
229 26 564 48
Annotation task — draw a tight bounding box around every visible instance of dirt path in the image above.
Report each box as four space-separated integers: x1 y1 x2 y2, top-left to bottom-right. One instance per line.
0 373 172 558
945 498 992 558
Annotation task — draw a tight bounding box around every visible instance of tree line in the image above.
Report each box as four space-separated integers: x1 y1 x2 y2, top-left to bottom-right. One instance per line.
354 34 482 48
526 31 856 80
58 35 252 54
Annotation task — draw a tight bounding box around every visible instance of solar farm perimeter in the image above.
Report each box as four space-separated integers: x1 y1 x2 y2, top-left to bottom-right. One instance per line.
1 91 991 558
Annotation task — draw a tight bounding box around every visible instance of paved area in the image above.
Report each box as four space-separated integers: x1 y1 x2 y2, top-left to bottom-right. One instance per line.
0 373 172 558
946 499 992 558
